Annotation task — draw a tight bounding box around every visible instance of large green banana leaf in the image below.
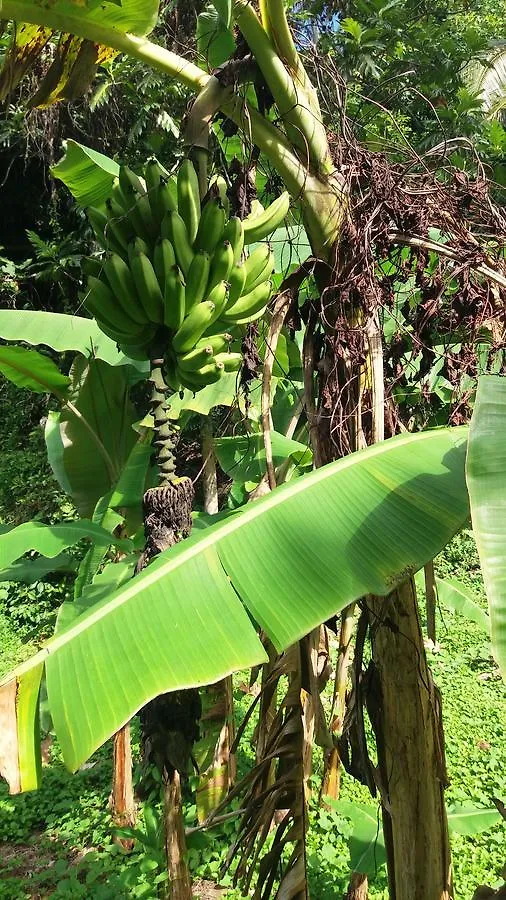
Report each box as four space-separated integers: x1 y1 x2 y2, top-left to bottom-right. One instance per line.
0 309 146 369
466 375 506 679
0 427 469 793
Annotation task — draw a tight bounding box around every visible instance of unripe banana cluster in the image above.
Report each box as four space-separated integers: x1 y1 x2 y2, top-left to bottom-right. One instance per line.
83 157 290 391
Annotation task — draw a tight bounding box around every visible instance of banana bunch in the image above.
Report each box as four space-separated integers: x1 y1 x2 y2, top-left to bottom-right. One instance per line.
83 157 290 388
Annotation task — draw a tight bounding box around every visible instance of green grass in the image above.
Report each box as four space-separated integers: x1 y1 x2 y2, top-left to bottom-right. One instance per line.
0 531 504 898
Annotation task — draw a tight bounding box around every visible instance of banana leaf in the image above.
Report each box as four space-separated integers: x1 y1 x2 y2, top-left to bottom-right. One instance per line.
51 140 119 209
466 375 506 679
0 309 146 369
0 427 469 792
1 0 158 106
0 346 70 396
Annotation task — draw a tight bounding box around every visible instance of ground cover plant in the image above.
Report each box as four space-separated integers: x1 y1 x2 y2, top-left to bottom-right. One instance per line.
0 1 505 898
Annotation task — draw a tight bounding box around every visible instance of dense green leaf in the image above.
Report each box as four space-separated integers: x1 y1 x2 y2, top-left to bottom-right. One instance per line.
0 309 145 369
0 520 132 571
435 577 490 634
51 140 119 208
0 552 76 583
197 5 235 69
0 427 470 784
108 429 153 510
466 375 506 679
0 346 70 396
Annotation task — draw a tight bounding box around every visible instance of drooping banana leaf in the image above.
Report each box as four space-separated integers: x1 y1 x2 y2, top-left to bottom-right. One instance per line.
0 0 159 106
45 357 139 518
0 427 469 792
0 520 132 572
0 346 70 396
466 375 506 679
0 309 147 369
51 140 119 209
435 577 490 634
0 553 77 584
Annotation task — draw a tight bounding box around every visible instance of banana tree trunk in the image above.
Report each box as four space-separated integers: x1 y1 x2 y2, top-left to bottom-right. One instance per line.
321 605 356 801
110 723 135 848
367 580 452 900
300 169 453 898
194 418 236 820
346 873 368 899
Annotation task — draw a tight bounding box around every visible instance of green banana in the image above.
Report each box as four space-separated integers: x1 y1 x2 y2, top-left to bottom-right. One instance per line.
104 199 134 253
163 265 186 331
165 353 181 392
194 198 226 254
209 175 230 216
119 164 146 198
144 158 170 224
177 361 224 391
129 245 165 323
242 191 290 244
205 281 229 322
243 243 275 293
194 333 233 354
222 216 244 263
172 300 218 354
162 210 194 276
118 166 156 242
177 344 214 372
214 351 243 372
86 207 118 253
153 238 176 288
83 276 139 335
223 303 267 328
177 159 201 244
184 250 211 313
248 199 265 219
157 177 178 220
227 262 247 305
222 279 272 323
103 253 148 326
128 236 150 262
94 318 156 350
118 187 153 245
207 240 234 293
82 256 104 278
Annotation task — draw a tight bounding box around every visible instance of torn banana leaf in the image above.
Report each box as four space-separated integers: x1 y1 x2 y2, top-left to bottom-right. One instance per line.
0 427 469 793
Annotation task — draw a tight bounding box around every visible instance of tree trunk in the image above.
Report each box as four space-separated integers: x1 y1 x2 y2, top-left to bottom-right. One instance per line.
110 723 135 848
195 418 236 819
321 605 356 801
345 872 368 899
163 770 192 900
367 579 452 900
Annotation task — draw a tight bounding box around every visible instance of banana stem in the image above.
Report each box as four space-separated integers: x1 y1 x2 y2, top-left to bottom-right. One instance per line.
149 354 177 486
233 0 332 174
260 0 323 119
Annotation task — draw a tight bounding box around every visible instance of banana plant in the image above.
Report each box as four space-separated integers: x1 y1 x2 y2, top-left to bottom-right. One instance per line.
1 3 505 898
